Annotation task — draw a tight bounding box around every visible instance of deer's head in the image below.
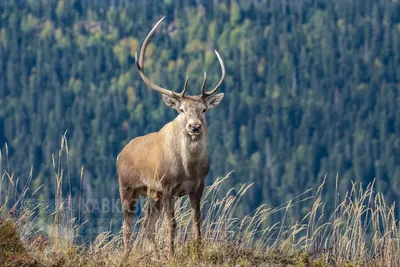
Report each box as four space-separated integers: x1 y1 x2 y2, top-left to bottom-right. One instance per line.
135 17 225 138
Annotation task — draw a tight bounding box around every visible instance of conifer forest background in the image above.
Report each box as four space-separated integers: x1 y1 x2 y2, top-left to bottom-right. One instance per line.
0 0 399 236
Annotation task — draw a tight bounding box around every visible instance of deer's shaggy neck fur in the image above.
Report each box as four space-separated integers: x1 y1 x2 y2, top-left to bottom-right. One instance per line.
163 117 208 176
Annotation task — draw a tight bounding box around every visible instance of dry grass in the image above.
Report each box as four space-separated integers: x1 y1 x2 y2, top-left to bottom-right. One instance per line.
0 138 399 266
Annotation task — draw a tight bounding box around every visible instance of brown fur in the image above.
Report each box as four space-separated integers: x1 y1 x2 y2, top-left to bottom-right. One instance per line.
118 17 225 258
117 95 224 258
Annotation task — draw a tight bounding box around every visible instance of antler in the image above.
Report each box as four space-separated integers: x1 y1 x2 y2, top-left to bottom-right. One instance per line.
136 17 225 99
181 76 189 97
200 72 207 95
135 17 186 98
200 50 225 98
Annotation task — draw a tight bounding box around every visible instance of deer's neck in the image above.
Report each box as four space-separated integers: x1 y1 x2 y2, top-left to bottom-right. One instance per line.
180 131 207 156
166 119 208 169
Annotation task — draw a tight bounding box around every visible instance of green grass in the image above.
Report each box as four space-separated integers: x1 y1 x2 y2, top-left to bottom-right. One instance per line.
0 138 399 266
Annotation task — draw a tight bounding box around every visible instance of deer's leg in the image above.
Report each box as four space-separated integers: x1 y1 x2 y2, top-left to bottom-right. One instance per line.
143 199 162 251
120 186 139 253
189 182 204 243
162 195 176 259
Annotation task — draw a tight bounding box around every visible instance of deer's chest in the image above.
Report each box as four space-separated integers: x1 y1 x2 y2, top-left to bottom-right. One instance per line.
173 153 207 196
179 138 207 175
171 155 206 195
160 138 208 196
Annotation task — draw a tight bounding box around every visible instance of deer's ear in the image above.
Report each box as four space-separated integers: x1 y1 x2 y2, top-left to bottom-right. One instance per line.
205 93 224 109
162 95 180 109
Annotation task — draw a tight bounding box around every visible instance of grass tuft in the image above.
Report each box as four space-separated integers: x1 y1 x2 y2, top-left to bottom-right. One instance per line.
0 139 399 266
0 218 39 267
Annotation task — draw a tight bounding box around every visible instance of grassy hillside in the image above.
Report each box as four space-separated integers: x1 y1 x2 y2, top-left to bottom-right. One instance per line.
0 146 399 266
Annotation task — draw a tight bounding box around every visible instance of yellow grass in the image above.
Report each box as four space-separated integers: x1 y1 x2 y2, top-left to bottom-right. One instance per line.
0 138 399 266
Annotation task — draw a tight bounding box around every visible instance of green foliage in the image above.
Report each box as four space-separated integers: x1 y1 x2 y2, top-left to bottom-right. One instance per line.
0 0 399 229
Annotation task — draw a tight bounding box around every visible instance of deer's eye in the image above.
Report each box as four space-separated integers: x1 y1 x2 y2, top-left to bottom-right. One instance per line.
180 109 184 113
202 109 207 113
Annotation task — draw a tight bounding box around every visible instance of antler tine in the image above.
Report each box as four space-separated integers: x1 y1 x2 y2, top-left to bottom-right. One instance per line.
180 76 189 97
136 17 179 98
200 72 207 96
201 50 225 98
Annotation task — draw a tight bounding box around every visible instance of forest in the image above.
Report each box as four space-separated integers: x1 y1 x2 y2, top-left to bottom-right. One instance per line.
0 0 399 236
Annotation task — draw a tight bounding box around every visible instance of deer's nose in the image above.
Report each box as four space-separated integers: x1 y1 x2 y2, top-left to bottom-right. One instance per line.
190 124 202 132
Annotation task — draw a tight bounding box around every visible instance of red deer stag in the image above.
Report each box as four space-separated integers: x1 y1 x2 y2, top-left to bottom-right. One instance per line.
117 17 225 258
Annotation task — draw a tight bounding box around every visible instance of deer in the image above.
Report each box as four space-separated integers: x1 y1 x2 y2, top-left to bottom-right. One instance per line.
116 17 225 258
